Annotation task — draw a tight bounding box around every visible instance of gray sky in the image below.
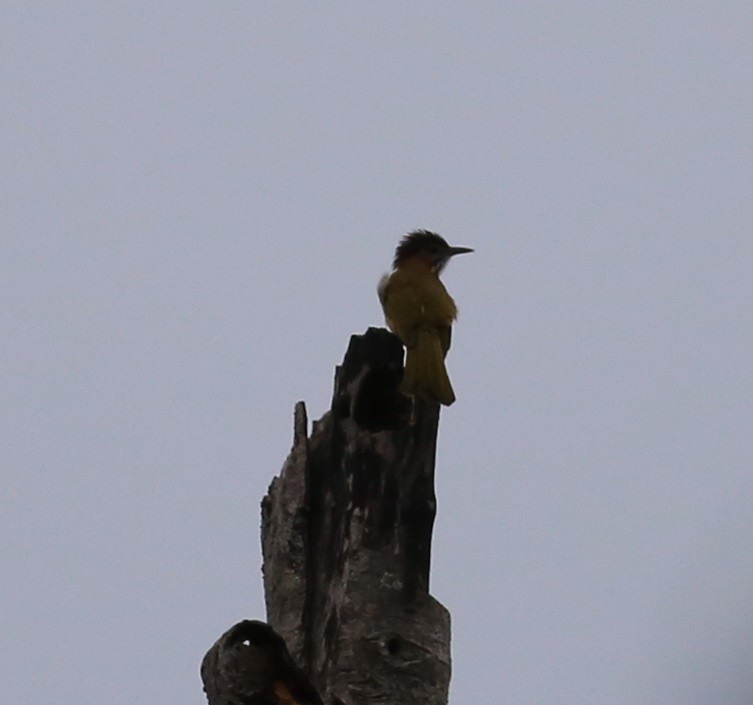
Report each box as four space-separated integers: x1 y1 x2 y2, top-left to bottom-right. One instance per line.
3 3 753 704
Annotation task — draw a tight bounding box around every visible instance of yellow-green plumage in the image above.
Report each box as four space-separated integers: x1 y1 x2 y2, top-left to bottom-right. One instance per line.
379 230 472 406
379 267 458 406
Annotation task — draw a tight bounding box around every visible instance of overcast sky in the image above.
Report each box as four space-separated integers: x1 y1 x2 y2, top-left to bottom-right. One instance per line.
3 3 753 704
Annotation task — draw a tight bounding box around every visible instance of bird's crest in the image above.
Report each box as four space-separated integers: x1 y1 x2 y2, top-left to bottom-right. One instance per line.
392 230 450 268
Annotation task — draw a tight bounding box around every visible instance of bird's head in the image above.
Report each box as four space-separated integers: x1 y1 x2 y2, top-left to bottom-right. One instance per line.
393 230 473 274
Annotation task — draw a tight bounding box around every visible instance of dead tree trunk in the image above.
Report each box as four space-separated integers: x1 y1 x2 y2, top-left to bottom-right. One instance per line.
261 327 451 705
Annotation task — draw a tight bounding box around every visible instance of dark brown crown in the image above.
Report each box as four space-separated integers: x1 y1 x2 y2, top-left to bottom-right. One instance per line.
393 230 450 268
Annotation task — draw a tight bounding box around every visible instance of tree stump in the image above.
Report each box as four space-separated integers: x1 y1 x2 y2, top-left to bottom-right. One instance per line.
261 327 451 705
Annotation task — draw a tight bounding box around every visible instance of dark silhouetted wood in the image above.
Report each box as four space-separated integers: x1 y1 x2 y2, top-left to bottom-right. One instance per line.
261 328 451 705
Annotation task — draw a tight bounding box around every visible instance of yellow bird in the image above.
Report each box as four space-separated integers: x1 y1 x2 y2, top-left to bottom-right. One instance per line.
378 230 473 406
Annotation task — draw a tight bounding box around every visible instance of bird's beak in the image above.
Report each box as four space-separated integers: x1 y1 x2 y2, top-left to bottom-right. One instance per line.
448 246 474 257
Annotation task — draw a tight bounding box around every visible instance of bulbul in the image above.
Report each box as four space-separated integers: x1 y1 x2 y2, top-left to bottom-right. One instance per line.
201 620 323 705
378 230 472 406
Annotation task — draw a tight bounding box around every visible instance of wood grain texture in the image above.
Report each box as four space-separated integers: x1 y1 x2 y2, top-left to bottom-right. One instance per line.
261 328 451 705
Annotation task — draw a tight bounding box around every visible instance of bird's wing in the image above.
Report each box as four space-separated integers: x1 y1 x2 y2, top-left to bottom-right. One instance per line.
379 272 425 346
377 273 389 306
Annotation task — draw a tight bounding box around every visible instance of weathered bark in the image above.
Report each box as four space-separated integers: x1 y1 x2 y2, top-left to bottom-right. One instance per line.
261 327 451 705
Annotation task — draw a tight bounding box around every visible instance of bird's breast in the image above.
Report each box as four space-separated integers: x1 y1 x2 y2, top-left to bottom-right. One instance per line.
380 269 458 329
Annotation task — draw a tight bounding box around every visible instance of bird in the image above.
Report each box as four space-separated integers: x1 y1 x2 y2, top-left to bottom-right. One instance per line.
201 620 323 705
378 230 473 406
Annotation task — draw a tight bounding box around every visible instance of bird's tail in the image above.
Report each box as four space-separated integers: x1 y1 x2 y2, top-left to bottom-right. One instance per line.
400 327 456 406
